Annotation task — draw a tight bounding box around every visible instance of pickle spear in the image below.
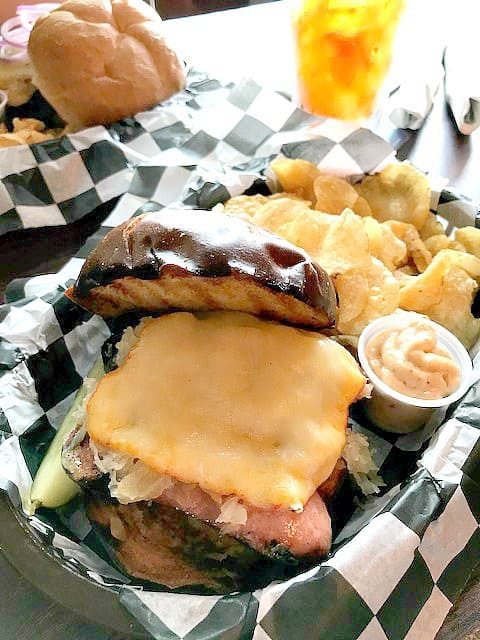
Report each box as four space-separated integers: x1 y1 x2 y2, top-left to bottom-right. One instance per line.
28 357 104 514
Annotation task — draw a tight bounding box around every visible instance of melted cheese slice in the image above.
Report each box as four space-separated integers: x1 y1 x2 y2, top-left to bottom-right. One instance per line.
87 312 365 508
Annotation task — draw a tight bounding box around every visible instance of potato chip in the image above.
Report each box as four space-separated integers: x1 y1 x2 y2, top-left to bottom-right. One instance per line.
313 173 358 214
393 268 416 288
403 226 432 273
437 268 480 348
354 163 430 229
449 240 467 252
334 271 369 326
278 208 371 275
12 117 45 132
351 196 372 217
396 265 418 276
455 227 480 259
21 129 56 144
267 192 310 204
419 212 445 240
399 249 480 347
0 116 60 148
220 194 269 220
421 235 468 257
336 258 400 335
270 157 319 205
362 217 406 271
385 220 432 273
276 210 333 256
362 216 382 255
423 234 450 257
314 209 371 275
253 196 312 234
0 132 27 147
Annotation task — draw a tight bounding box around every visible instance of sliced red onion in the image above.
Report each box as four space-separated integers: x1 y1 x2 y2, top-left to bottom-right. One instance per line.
0 44 29 62
0 3 60 61
19 13 34 30
16 4 61 16
1 17 30 48
5 29 30 46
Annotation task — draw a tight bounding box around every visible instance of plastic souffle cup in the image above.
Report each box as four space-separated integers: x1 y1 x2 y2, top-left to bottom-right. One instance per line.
357 313 473 434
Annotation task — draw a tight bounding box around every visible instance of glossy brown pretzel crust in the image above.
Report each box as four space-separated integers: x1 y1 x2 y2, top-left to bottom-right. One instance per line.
66 209 337 328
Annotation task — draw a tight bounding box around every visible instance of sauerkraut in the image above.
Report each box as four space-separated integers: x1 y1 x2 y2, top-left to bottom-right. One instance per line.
343 430 384 495
90 439 173 504
215 496 247 526
115 318 150 366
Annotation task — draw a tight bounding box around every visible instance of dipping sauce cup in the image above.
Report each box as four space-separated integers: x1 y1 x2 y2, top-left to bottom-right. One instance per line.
291 0 405 120
358 313 473 433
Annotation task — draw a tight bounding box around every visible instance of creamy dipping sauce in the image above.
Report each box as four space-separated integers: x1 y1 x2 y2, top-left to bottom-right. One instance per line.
365 319 461 400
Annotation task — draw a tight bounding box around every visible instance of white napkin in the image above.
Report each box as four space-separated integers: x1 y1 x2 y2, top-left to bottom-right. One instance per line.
444 40 480 135
387 61 444 130
385 0 447 131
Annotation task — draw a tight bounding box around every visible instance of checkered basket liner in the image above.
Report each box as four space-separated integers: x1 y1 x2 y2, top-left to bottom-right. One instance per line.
0 69 241 233
0 75 478 640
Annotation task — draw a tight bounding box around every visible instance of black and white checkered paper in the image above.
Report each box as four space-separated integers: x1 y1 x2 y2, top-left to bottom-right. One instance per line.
0 74 479 640
0 68 395 235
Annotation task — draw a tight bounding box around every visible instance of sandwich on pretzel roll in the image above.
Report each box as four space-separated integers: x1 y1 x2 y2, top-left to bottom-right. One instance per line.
62 209 366 581
28 0 185 130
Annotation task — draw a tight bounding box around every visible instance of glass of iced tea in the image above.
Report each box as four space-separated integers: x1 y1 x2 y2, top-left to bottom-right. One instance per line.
292 0 405 120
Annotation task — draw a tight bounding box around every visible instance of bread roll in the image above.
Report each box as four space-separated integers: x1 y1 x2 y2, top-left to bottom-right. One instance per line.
66 209 337 328
28 0 185 130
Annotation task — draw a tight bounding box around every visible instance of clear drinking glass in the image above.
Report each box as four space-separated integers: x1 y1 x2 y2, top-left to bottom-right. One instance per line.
292 0 405 120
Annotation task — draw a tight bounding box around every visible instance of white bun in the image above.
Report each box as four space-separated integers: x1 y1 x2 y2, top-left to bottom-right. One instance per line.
28 0 185 130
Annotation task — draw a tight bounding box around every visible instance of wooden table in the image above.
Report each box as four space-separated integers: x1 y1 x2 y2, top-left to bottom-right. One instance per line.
0 3 478 640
